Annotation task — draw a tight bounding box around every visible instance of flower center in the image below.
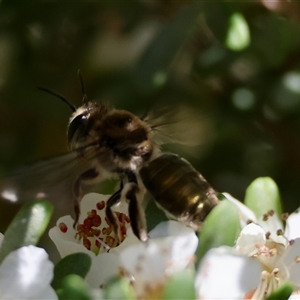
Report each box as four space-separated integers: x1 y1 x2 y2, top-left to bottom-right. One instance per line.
60 199 130 255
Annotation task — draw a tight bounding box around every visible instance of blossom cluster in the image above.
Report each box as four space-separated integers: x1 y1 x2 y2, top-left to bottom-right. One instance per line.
0 177 299 299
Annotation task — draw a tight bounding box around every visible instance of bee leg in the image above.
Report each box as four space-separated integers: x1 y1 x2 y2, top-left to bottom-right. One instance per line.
105 182 124 243
72 168 99 228
125 173 148 242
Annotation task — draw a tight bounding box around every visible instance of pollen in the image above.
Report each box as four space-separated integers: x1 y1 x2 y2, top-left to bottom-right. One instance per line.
276 229 283 236
97 200 105 210
262 213 269 221
59 222 68 233
74 199 130 254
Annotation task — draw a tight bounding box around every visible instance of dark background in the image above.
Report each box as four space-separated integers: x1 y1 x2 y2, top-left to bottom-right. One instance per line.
0 1 300 244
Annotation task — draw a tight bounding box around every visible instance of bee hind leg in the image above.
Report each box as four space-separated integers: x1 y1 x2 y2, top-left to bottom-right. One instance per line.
125 173 148 242
72 168 99 228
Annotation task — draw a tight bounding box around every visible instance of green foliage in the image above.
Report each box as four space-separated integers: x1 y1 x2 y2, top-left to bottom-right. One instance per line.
162 269 196 300
56 275 92 300
196 199 241 264
226 13 250 51
0 200 53 263
245 177 282 220
145 198 168 232
265 282 293 300
104 276 136 300
1 0 300 278
52 253 92 290
131 1 203 94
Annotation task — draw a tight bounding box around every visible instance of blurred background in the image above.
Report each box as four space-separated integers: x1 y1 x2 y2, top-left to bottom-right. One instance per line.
0 1 300 252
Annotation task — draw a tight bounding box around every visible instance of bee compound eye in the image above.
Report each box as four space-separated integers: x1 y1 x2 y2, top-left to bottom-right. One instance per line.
68 114 88 143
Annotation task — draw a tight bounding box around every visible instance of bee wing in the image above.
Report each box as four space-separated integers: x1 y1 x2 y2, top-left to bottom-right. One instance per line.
0 146 102 215
145 104 215 152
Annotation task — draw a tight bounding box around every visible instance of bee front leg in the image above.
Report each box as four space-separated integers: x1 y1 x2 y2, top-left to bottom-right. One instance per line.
125 174 148 242
105 182 124 243
73 168 99 227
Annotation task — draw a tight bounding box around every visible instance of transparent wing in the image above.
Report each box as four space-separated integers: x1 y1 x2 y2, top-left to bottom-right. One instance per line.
0 145 102 215
144 104 216 155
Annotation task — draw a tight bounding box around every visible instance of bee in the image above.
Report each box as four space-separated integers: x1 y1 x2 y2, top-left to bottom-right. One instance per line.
1 74 219 242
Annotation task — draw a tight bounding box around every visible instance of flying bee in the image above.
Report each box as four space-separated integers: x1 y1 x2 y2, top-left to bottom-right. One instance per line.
0 74 219 242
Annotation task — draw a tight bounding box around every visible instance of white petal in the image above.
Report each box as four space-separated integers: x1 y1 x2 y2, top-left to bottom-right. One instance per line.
222 193 257 227
285 208 300 240
196 246 262 299
283 238 300 287
120 242 166 296
80 193 128 219
119 221 198 297
148 221 198 270
85 253 119 289
109 227 140 256
90 288 105 300
49 215 93 258
80 193 108 218
257 212 285 245
0 246 57 299
235 223 266 256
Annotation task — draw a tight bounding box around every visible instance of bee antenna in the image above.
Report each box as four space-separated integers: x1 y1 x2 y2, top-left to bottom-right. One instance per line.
77 69 88 104
38 86 77 112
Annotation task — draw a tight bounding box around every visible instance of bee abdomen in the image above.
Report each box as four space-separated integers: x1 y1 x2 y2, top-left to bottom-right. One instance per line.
139 153 219 230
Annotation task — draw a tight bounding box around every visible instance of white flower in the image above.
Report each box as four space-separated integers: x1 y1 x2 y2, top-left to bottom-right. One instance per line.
234 222 300 298
224 193 287 245
197 193 300 299
196 246 262 299
0 235 57 300
49 193 134 289
119 220 198 298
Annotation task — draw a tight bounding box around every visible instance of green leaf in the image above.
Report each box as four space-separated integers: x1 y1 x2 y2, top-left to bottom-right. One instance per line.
104 276 136 300
202 2 231 42
226 12 250 51
145 198 168 232
56 274 92 300
196 200 241 264
52 253 92 290
265 282 293 300
244 177 282 220
163 269 195 300
131 2 203 94
0 200 53 263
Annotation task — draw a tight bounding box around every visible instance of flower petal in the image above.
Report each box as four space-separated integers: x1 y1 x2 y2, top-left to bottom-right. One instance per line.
148 221 198 271
119 221 198 297
285 208 300 240
283 238 300 287
235 223 266 256
196 246 262 299
0 246 56 299
85 253 120 289
258 211 286 245
222 192 257 227
49 215 93 258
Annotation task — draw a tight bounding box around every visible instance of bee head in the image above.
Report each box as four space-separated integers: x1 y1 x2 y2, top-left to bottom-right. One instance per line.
67 102 110 150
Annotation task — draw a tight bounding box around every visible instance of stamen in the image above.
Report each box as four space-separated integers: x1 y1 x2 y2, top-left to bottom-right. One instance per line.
250 269 280 299
276 229 284 236
95 236 111 251
281 213 289 221
263 214 269 221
